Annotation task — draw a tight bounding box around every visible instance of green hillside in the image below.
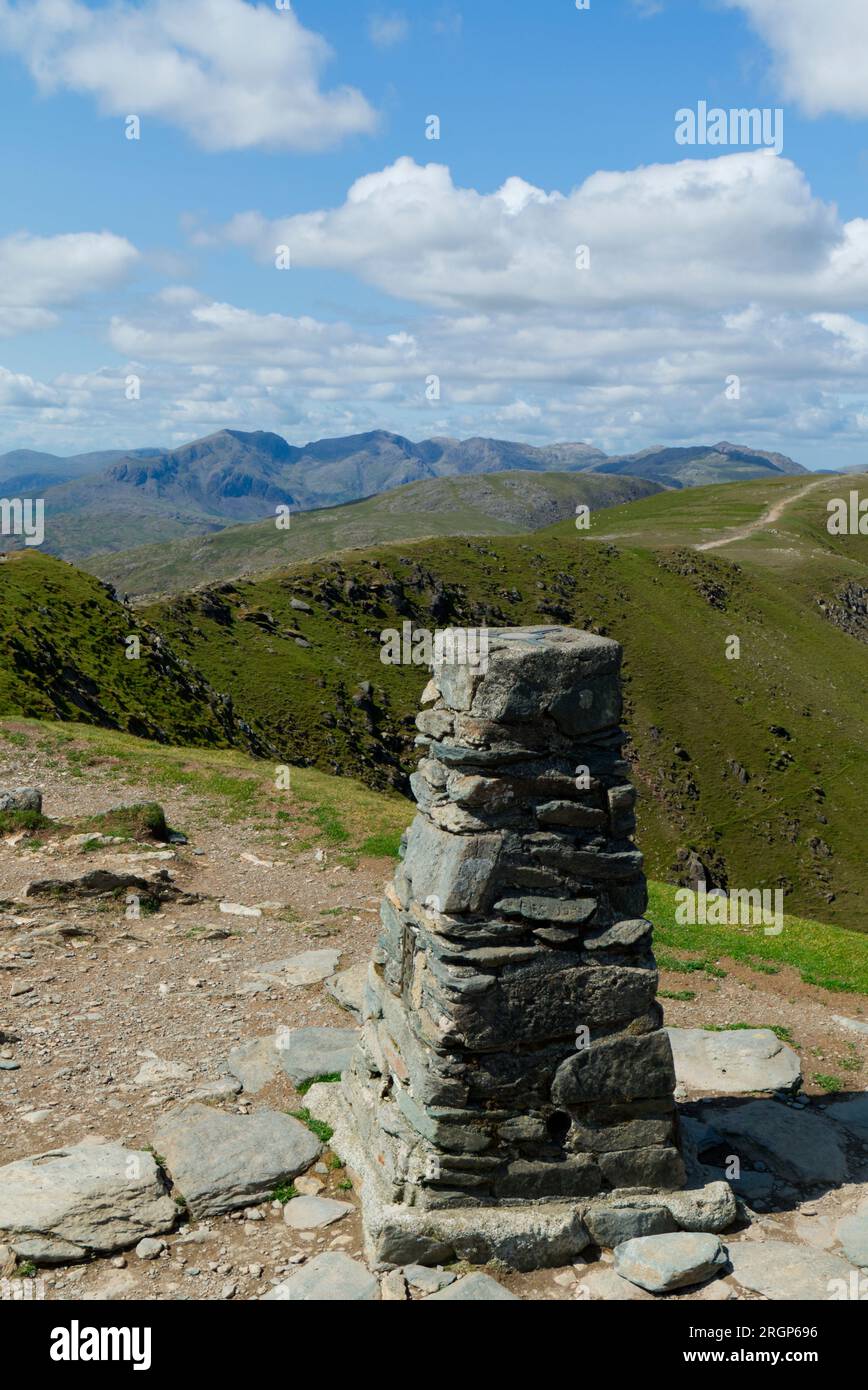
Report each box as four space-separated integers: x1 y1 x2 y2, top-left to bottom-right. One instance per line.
0 550 270 755
137 474 867 930
3 474 865 930
86 470 662 598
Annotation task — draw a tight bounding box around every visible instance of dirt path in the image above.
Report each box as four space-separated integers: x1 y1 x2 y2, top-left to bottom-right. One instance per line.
695 479 825 552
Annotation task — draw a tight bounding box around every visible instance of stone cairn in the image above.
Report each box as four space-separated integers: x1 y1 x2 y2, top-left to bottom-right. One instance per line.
310 627 732 1269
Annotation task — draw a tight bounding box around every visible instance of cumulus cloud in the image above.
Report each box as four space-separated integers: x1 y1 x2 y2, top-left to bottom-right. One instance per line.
6 153 868 462
0 365 61 407
222 152 868 313
0 231 139 336
0 0 377 151
724 0 868 118
0 275 854 458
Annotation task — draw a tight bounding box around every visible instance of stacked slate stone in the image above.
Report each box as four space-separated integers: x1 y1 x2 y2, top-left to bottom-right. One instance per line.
343 626 684 1221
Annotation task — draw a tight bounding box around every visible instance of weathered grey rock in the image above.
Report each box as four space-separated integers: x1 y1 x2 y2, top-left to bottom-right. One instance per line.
275 1026 359 1088
0 1140 176 1264
424 1272 519 1301
326 963 369 1019
667 1028 801 1095
25 868 190 903
135 1237 165 1260
585 1203 677 1247
614 1233 727 1293
261 1252 378 1301
380 1268 409 1300
188 1077 242 1101
553 1032 677 1105
403 1264 457 1294
831 1015 868 1036
224 1037 282 1093
728 1240 860 1301
153 1104 320 1218
836 1204 868 1268
825 1092 868 1142
282 1195 353 1230
133 1056 193 1087
403 816 503 914
249 950 341 988
577 1265 654 1301
698 1100 847 1186
660 1182 738 1234
0 787 42 813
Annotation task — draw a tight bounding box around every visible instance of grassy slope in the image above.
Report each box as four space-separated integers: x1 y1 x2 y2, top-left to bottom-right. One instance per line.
0 551 263 752
139 474 868 930
85 471 661 597
3 718 862 994
0 718 406 862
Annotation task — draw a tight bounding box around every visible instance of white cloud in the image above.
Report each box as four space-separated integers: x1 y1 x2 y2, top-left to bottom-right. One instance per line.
0 0 377 151
368 12 409 48
0 365 61 407
222 151 868 314
0 231 139 337
0 274 863 460
6 153 868 463
724 0 868 118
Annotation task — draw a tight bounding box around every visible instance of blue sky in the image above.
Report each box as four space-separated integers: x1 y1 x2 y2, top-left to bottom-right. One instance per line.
1 0 868 468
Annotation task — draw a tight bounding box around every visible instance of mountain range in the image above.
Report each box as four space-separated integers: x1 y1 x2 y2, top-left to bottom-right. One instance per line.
0 428 807 561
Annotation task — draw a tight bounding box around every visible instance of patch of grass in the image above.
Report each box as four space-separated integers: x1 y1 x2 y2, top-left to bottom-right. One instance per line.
660 989 696 1002
12 1260 37 1278
305 799 350 846
83 801 169 841
650 882 868 995
271 1183 299 1205
326 1153 345 1171
297 1072 342 1097
358 830 403 858
289 1108 334 1144
0 809 50 834
656 951 725 979
812 1073 843 1093
337 1179 353 1192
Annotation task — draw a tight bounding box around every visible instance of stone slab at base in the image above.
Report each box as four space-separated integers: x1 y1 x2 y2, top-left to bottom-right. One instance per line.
305 1083 736 1272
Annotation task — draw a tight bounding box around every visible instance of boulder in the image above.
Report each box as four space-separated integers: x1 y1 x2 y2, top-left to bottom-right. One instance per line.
614 1232 727 1293
0 787 42 814
248 950 341 988
262 1252 378 1301
423 1272 519 1301
225 1037 281 1093
325 963 369 1019
667 1028 801 1095
282 1196 353 1230
275 1027 359 1089
728 1240 860 1301
0 1140 176 1264
153 1104 320 1218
